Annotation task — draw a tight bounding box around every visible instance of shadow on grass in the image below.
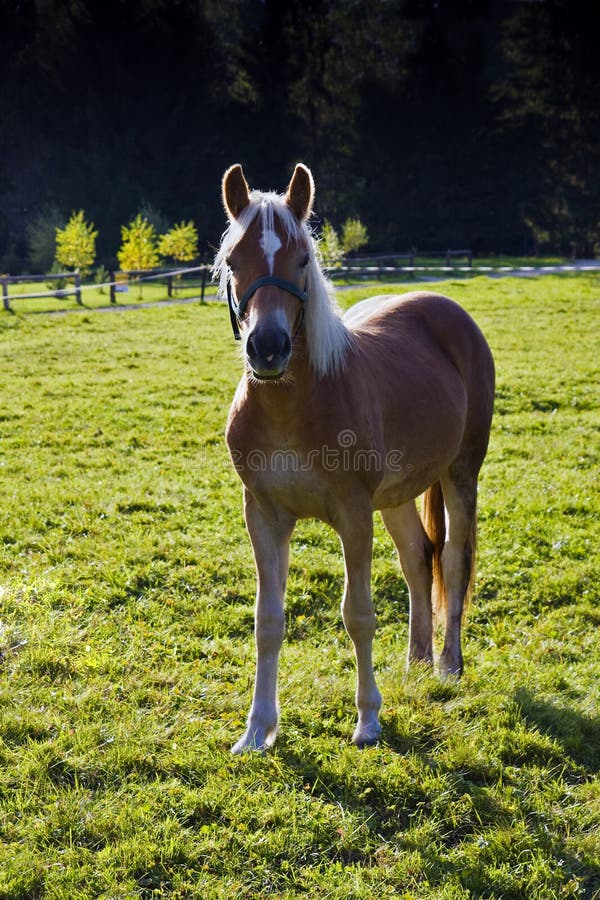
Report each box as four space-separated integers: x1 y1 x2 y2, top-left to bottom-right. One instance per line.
514 687 600 773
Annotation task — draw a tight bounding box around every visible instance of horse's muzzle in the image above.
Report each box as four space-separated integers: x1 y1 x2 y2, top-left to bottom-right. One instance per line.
246 327 292 379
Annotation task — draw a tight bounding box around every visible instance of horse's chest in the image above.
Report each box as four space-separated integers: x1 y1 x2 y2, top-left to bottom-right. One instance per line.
227 414 347 520
231 438 335 517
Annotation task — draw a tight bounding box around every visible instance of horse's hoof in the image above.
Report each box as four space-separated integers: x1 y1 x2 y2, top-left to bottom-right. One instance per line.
439 652 463 680
231 725 278 755
352 723 381 748
406 655 434 674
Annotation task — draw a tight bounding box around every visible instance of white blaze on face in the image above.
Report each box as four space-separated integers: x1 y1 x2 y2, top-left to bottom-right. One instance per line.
260 202 282 273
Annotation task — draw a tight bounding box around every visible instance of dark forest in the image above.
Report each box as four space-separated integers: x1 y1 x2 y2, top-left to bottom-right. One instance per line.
1 0 599 268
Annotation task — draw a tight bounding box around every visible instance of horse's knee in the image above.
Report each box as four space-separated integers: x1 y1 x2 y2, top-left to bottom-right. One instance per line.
255 606 285 652
341 603 376 643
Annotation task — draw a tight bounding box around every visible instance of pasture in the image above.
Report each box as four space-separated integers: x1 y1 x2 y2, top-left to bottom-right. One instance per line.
0 274 598 898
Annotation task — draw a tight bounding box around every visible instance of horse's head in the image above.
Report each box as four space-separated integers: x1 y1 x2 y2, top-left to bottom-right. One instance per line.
219 163 314 380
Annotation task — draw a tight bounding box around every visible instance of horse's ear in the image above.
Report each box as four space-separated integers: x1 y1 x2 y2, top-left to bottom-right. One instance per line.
222 164 251 220
285 163 315 221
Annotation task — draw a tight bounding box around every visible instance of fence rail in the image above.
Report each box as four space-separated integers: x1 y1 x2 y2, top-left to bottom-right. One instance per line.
0 265 212 311
346 249 473 267
1 271 81 309
108 266 209 304
2 258 599 312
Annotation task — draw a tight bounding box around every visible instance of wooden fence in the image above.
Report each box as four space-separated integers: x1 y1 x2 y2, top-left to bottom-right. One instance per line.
1 271 81 310
108 266 209 304
337 249 473 270
1 251 479 311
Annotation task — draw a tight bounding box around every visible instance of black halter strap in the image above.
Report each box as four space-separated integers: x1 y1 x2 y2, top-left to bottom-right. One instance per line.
226 275 307 341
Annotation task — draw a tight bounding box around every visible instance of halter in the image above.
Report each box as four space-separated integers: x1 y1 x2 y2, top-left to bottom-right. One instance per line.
226 275 307 341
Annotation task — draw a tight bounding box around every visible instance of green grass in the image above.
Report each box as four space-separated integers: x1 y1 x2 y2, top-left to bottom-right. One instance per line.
0 274 598 898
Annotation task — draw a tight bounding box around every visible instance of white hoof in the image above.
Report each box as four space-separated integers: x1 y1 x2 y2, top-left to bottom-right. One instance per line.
352 718 381 748
231 724 278 755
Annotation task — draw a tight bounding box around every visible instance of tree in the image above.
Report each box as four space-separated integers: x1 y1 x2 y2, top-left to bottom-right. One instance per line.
117 214 159 272
319 220 344 268
138 201 170 237
55 210 97 274
27 206 65 273
341 218 368 255
158 220 198 264
493 1 600 254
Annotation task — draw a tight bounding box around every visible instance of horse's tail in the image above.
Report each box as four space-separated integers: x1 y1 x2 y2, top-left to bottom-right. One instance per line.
421 482 447 620
421 482 477 622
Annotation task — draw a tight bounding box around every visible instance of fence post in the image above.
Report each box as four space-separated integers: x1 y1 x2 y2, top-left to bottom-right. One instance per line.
1 277 9 311
74 270 82 305
167 275 173 298
200 266 207 303
446 249 451 267
110 273 116 304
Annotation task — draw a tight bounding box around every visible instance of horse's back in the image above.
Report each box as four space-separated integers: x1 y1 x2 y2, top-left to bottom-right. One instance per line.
345 291 485 350
344 291 495 467
344 290 494 401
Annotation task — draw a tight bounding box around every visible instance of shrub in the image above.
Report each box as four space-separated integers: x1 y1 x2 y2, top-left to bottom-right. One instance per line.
45 260 68 292
95 265 110 295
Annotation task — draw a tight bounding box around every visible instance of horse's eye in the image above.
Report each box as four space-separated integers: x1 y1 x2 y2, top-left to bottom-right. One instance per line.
300 252 310 269
226 257 236 271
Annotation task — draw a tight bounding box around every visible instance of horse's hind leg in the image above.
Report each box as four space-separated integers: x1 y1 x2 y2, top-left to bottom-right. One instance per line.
439 466 478 678
381 502 434 668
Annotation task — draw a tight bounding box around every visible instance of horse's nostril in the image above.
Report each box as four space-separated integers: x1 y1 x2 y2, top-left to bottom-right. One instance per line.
280 333 291 357
246 334 257 359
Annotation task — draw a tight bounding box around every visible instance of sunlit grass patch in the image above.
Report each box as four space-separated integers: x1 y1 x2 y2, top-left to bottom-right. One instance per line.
0 275 598 897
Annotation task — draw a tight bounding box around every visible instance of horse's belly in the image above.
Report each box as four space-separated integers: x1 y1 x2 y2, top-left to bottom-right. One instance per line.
373 466 442 509
243 466 341 522
372 417 466 509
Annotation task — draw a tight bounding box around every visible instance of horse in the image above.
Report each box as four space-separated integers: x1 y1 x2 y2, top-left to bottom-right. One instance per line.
214 163 495 754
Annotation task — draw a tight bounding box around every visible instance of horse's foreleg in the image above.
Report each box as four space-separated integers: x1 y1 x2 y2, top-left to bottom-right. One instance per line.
338 508 382 747
381 502 434 668
231 491 294 754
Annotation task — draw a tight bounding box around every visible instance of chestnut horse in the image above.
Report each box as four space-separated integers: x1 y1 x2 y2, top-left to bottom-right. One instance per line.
215 163 494 753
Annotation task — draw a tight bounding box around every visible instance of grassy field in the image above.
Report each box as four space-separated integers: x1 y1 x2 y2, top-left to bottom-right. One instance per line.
0 274 598 898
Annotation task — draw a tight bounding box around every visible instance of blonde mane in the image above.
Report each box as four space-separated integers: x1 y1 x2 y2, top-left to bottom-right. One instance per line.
213 191 351 379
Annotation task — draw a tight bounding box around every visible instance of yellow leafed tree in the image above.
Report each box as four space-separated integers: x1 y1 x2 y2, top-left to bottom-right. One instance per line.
55 210 98 275
158 221 198 264
118 215 160 272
